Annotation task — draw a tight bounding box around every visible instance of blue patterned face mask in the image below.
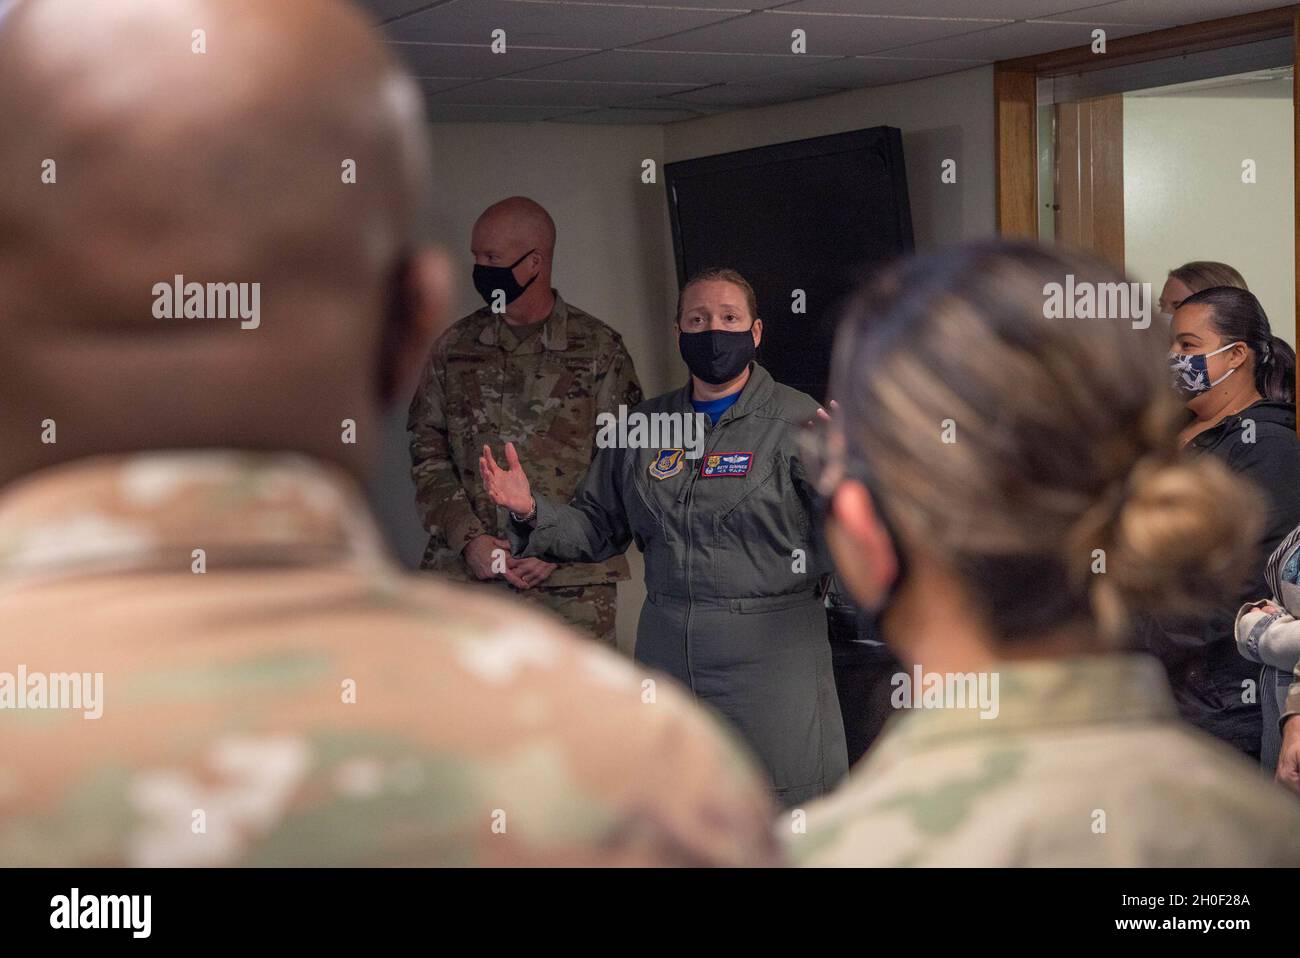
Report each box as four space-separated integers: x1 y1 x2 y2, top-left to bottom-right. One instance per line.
1169 341 1242 396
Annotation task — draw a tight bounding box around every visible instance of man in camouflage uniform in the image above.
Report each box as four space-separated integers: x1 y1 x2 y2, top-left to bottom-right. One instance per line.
0 0 779 867
0 452 777 867
788 655 1300 866
408 196 642 647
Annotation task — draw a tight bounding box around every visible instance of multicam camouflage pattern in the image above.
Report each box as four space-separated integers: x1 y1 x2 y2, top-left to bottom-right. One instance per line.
789 654 1300 867
407 291 642 608
512 582 618 647
0 452 780 866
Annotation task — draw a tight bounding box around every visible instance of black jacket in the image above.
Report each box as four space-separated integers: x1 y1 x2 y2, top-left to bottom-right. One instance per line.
1141 400 1300 756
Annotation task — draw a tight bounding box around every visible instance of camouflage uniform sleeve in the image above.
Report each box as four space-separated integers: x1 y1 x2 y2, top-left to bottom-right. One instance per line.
407 341 487 555
594 337 642 417
504 340 640 564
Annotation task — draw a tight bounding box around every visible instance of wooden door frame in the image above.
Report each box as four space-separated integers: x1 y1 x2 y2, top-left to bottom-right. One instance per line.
995 5 1300 360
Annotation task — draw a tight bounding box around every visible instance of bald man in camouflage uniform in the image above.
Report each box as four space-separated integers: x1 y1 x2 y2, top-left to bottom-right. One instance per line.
409 197 641 647
0 0 777 867
0 453 777 866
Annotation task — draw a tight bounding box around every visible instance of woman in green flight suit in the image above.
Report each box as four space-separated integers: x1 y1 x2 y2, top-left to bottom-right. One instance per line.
480 268 848 806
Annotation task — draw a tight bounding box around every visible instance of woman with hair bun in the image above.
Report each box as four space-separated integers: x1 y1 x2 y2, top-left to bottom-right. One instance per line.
1156 285 1300 767
792 240 1300 867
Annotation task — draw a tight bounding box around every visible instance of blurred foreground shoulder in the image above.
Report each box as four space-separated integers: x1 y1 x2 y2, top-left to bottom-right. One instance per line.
367 575 785 867
786 718 1300 867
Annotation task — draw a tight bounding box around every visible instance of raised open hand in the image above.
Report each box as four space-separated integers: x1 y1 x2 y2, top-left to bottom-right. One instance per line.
479 442 534 517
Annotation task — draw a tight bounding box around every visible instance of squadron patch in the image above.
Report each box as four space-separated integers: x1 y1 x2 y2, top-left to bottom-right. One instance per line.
648 448 685 481
701 452 753 477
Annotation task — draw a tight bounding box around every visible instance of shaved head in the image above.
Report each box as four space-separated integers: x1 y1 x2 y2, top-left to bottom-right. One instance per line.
0 0 448 486
474 196 556 258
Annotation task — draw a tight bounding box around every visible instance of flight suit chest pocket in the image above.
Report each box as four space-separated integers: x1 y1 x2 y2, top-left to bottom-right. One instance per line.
629 454 676 532
711 452 810 564
711 453 778 523
627 458 675 583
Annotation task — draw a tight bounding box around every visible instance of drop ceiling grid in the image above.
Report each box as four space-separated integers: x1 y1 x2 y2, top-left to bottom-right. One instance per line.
359 0 1273 122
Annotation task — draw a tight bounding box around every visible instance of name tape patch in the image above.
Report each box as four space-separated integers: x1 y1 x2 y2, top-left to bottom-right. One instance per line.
700 451 753 477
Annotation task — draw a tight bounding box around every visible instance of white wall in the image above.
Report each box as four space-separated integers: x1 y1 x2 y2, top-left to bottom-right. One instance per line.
1124 89 1296 347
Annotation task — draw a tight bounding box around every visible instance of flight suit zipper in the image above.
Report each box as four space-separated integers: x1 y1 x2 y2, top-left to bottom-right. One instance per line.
680 409 736 694
683 469 698 694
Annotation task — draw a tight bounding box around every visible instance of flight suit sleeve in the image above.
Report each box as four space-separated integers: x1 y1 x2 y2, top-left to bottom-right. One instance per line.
407 343 487 555
789 438 834 581
508 444 633 564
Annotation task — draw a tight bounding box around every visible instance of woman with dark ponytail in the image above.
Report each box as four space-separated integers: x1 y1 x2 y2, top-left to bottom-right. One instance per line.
1175 286 1296 406
1150 285 1300 767
1261 334 1298 405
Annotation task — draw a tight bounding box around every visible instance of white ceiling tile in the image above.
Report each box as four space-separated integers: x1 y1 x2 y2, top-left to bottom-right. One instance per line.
530 0 787 8
555 106 706 124
1040 0 1289 26
783 0 1090 18
387 40 594 77
414 76 481 95
626 94 733 114
425 103 580 121
877 17 1159 60
512 47 837 84
423 76 701 106
357 0 444 23
767 53 986 87
635 9 1010 57
377 0 1274 119
666 76 847 107
388 0 741 47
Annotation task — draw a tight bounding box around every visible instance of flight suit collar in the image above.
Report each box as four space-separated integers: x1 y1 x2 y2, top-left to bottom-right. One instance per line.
868 653 1177 763
0 451 394 590
672 362 775 425
476 288 569 353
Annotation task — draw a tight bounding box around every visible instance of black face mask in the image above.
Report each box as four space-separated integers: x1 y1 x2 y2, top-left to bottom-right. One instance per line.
678 328 756 385
472 249 537 307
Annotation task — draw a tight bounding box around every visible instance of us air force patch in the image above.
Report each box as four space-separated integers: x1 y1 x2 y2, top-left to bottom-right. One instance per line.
648 448 685 480
701 451 753 477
